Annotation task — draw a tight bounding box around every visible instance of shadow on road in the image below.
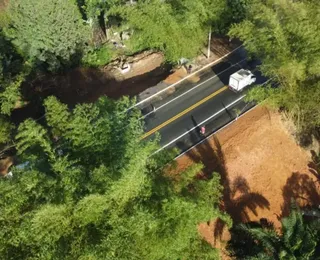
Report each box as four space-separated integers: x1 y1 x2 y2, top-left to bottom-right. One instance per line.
191 115 201 137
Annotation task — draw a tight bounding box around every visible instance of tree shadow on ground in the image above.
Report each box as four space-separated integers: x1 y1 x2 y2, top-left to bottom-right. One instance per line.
178 130 270 244
228 150 320 258
308 150 320 183
281 171 320 219
27 64 172 104
13 64 172 124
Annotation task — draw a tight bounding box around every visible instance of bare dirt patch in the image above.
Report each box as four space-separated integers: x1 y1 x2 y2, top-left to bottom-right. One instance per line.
105 52 165 81
195 36 239 67
0 156 13 176
24 36 236 107
163 67 200 85
175 106 320 250
23 52 171 106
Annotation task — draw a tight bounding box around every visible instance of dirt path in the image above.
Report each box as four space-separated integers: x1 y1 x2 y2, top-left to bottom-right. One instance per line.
174 106 320 250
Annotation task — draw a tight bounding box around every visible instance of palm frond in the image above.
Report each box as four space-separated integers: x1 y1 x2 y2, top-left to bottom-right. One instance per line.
239 223 279 255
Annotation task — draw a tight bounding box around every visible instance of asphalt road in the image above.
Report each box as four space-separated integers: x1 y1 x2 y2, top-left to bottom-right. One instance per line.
141 49 266 153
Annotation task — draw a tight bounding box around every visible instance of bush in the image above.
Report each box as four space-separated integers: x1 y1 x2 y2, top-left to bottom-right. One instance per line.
82 45 114 67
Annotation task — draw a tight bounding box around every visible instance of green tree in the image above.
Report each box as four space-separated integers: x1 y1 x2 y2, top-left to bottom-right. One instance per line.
5 0 89 71
229 0 320 134
218 0 252 33
110 0 225 62
0 30 25 151
228 206 320 259
0 30 26 115
0 115 13 148
0 96 228 259
82 0 120 25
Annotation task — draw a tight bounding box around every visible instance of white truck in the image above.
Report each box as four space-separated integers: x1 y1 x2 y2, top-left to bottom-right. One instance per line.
228 69 256 92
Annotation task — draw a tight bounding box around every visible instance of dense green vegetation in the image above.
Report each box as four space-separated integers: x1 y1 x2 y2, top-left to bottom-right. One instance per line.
230 0 320 136
0 29 25 154
2 0 244 70
228 205 320 259
109 0 226 62
0 0 319 259
6 0 89 71
0 96 230 259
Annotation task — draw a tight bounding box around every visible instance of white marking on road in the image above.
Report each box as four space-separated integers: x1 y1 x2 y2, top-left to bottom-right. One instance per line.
174 105 258 159
153 95 246 154
125 45 244 112
141 58 247 118
171 79 273 157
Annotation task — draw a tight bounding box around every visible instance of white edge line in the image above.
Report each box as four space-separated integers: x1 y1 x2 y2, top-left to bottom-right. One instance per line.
152 95 246 154
141 58 247 119
126 45 244 111
174 105 257 159
172 79 273 158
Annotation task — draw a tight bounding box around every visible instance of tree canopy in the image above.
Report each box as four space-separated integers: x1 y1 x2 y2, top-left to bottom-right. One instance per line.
229 0 320 134
5 0 89 71
0 96 229 259
1 0 248 66
0 30 25 114
0 30 24 149
110 0 226 62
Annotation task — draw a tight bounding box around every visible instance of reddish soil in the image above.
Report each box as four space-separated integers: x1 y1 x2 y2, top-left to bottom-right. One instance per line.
174 106 320 252
164 67 200 85
24 55 172 106
0 157 13 176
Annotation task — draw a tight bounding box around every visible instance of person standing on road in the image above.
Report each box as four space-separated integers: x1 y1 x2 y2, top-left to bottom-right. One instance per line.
200 126 206 136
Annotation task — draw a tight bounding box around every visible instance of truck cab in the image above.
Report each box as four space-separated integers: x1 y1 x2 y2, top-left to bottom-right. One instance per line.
228 69 256 92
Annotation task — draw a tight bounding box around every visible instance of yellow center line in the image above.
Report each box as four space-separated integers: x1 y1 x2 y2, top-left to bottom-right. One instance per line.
141 86 228 139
